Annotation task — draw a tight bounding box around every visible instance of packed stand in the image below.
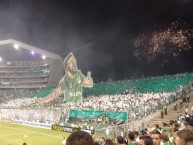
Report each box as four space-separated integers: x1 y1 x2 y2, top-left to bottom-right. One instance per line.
83 73 193 96
63 115 193 145
0 88 44 108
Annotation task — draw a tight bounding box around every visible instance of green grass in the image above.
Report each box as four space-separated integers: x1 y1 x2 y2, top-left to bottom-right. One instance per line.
0 123 70 145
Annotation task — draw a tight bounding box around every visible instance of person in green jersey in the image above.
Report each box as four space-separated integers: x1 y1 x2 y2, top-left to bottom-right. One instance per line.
160 133 172 145
128 131 138 145
59 53 93 103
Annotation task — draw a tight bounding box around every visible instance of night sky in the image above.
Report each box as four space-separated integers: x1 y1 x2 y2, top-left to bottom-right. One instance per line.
0 0 193 82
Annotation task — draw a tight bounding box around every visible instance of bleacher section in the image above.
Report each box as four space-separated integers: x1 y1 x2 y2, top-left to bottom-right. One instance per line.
0 60 50 88
14 73 192 106
20 73 193 99
26 87 55 98
83 73 193 96
147 91 193 128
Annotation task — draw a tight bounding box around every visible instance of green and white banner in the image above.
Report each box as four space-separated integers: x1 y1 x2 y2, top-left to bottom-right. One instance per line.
69 109 127 124
59 53 93 103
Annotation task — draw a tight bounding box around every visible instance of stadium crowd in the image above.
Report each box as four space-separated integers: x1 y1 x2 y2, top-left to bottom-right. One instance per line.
0 60 50 89
0 81 191 121
0 73 193 145
63 92 174 119
0 88 43 107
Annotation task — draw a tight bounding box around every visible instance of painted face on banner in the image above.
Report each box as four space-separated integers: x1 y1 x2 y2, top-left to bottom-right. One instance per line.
67 57 76 71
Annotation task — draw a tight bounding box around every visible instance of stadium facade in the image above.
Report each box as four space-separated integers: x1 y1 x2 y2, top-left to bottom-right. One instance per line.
0 39 63 88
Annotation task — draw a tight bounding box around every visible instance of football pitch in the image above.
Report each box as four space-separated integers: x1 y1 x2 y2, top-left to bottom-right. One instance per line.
0 123 70 145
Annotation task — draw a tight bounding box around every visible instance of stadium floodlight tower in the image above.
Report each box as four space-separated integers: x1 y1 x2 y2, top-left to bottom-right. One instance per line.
0 39 63 86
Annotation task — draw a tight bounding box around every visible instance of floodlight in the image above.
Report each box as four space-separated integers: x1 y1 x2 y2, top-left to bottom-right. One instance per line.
42 55 46 59
31 51 35 55
13 44 19 49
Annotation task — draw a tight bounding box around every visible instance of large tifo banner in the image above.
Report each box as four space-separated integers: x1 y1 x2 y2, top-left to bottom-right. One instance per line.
59 53 93 103
41 52 93 104
69 110 127 124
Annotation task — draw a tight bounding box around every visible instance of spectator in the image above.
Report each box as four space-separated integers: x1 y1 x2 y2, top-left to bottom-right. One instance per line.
138 135 154 145
150 129 161 145
134 131 139 142
161 110 164 119
174 128 193 145
164 106 167 115
66 131 94 145
94 142 100 145
174 103 177 111
105 139 114 145
117 136 126 145
123 132 128 145
128 131 138 145
187 94 190 103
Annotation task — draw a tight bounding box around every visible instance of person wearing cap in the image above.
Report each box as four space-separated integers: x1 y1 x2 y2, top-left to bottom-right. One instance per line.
161 128 168 133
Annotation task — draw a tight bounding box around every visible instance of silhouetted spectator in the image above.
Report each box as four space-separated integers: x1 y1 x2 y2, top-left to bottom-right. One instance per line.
66 131 94 145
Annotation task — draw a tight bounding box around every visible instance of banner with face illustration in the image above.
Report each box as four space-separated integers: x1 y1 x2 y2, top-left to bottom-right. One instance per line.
59 53 93 103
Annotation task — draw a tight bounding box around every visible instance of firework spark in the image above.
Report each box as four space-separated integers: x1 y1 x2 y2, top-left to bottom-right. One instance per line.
132 20 193 63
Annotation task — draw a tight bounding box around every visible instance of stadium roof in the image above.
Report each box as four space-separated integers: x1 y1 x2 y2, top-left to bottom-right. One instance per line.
0 39 62 60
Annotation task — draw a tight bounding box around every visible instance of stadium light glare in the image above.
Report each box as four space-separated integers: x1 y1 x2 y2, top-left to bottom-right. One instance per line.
13 44 19 49
31 51 35 55
42 55 46 59
0 57 2 61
